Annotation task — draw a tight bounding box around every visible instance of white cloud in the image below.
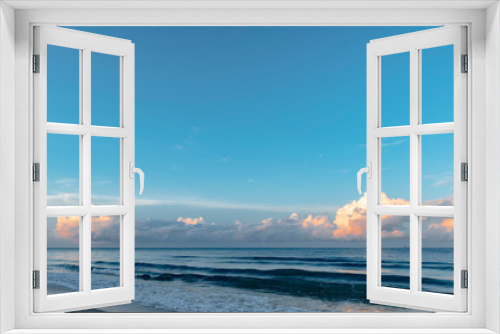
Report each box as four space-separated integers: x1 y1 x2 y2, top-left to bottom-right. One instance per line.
423 172 453 188
136 196 337 213
177 216 205 225
48 192 336 213
55 178 77 185
432 179 453 187
381 139 407 147
47 193 79 206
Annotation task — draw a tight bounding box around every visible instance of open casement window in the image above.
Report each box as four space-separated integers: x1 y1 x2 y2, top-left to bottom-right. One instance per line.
365 26 467 312
33 26 139 312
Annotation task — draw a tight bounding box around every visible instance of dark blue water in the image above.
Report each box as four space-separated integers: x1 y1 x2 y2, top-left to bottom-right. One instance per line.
47 248 453 312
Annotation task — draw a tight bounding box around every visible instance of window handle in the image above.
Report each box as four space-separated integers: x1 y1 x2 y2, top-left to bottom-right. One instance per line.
129 162 145 195
357 162 372 195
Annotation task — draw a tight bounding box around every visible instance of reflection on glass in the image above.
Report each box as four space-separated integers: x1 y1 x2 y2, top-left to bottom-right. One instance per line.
421 45 454 124
47 134 80 206
381 52 410 127
381 215 410 289
381 137 410 204
91 215 121 290
421 134 454 206
92 52 121 127
47 45 80 124
91 137 120 205
47 216 80 295
421 217 454 295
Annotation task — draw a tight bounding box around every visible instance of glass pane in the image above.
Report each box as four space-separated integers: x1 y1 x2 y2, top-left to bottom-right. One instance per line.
421 133 454 206
421 217 454 294
47 134 80 206
381 137 410 204
47 45 80 124
381 52 410 127
91 137 120 205
381 215 410 289
421 45 454 124
92 52 120 127
91 215 121 290
47 216 80 295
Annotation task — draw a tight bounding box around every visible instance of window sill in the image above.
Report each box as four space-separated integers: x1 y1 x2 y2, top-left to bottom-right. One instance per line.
4 329 498 334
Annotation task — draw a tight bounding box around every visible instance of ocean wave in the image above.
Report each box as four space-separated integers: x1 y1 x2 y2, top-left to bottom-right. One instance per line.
222 260 367 269
135 270 452 297
92 258 451 272
91 267 120 276
50 258 453 298
53 263 120 276
243 256 366 264
135 262 366 282
52 263 79 271
136 272 367 301
422 276 454 287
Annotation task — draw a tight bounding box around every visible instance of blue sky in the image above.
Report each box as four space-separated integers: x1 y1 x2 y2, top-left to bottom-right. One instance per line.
46 26 455 247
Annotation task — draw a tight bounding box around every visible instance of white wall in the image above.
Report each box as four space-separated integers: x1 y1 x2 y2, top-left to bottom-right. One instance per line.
0 2 16 333
485 2 500 333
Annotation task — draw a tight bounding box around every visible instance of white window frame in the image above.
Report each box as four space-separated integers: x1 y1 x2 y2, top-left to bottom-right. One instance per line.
0 1 499 333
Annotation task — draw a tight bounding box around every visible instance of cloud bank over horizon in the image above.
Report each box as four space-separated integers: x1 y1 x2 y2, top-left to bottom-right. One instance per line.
47 193 454 248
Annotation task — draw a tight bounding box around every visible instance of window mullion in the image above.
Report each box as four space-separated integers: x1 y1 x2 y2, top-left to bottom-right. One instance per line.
78 48 84 293
82 47 91 208
409 47 420 294
82 47 92 294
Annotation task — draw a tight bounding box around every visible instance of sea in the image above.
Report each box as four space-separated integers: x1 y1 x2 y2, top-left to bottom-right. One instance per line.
47 247 454 312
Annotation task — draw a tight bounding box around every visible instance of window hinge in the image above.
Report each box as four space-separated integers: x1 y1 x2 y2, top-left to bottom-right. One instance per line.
461 162 468 182
33 54 40 73
33 270 40 289
33 163 40 182
461 270 468 289
461 54 468 73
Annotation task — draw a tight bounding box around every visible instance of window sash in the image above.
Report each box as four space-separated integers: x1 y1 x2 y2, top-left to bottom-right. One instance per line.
366 26 468 312
32 25 136 313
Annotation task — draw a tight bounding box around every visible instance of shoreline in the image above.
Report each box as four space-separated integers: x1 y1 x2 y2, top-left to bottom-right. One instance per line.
48 282 422 313
48 283 169 313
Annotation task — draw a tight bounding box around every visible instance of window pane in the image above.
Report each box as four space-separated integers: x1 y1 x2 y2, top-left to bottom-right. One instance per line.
91 137 121 205
47 134 80 206
92 215 121 290
381 215 410 290
92 52 121 127
47 45 80 124
421 133 454 206
381 137 410 204
47 216 80 295
421 217 454 294
421 45 454 124
381 52 410 127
